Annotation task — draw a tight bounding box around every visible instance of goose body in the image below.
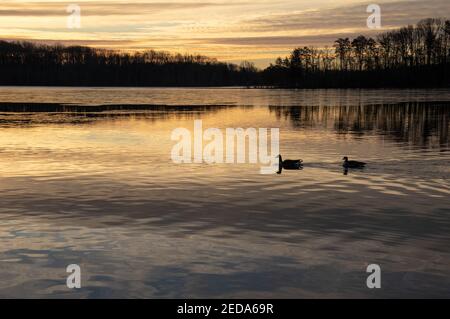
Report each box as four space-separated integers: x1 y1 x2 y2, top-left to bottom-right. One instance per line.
343 157 366 168
278 155 303 170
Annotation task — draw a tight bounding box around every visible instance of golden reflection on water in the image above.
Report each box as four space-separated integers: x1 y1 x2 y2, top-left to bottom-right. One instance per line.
0 90 450 298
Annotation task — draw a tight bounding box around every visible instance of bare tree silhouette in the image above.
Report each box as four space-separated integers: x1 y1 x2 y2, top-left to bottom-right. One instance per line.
263 18 450 88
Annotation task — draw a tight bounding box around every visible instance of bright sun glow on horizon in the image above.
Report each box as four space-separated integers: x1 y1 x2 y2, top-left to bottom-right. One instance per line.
0 0 449 67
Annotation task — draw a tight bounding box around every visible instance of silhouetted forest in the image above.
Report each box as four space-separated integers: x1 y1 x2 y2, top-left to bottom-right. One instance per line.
0 18 449 87
264 18 450 88
0 42 258 86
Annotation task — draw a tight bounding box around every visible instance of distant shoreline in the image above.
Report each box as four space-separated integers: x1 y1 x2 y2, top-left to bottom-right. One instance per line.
0 102 237 112
1 100 450 113
1 18 449 88
0 85 449 89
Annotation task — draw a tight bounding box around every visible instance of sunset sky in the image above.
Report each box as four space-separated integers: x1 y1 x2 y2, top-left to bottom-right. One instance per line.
1 0 449 67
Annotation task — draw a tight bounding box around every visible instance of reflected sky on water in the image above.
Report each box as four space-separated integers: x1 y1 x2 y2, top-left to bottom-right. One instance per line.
0 88 449 298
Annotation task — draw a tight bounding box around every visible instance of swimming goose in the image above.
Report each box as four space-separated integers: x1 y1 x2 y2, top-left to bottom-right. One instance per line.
278 155 303 170
342 157 366 168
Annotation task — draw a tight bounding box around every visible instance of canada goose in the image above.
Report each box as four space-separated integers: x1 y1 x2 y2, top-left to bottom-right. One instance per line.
342 157 366 168
278 155 303 170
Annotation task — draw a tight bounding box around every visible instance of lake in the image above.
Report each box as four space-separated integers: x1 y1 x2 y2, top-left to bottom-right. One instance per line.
0 87 449 298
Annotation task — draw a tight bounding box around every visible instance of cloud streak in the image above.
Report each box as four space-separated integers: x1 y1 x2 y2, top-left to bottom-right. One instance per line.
0 1 246 16
242 0 450 32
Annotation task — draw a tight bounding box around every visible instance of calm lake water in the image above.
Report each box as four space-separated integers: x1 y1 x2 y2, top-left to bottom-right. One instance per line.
0 87 449 298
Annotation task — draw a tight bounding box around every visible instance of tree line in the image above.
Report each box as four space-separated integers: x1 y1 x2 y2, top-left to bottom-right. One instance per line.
263 18 450 87
0 41 257 86
0 18 448 88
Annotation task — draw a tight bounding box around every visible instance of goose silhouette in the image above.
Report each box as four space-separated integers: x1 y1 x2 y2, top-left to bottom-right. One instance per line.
342 156 366 169
278 155 303 171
